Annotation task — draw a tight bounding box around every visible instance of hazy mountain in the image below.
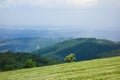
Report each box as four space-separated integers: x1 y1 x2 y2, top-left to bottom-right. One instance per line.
0 27 120 52
0 27 67 52
0 28 57 40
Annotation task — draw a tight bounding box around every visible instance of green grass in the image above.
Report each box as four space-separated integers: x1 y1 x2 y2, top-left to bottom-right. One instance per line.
0 56 120 80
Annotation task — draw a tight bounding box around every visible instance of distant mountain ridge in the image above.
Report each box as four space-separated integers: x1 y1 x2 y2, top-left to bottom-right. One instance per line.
34 38 120 62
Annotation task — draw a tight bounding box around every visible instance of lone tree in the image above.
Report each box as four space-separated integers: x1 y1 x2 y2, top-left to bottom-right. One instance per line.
23 59 36 68
64 53 76 63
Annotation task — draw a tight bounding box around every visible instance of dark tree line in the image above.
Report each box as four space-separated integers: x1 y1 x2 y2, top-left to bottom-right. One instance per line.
0 51 59 71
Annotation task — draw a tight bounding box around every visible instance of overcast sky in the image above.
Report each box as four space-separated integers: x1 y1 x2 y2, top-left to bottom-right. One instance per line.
0 0 120 30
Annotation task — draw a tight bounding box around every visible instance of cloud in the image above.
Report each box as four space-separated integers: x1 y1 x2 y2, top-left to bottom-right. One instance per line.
0 0 98 8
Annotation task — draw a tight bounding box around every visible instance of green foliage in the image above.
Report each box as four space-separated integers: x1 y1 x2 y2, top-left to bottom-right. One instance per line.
64 53 76 63
0 56 120 80
23 59 36 68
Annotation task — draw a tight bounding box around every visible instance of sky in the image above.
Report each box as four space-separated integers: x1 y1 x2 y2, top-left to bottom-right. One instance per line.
0 0 120 31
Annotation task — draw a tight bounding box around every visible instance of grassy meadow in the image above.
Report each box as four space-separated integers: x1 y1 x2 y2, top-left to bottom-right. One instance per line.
0 56 120 80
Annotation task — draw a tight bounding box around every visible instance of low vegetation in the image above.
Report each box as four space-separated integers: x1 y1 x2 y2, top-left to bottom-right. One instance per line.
0 56 120 80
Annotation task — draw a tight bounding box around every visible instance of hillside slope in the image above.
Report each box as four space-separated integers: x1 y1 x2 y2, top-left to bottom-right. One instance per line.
34 38 120 62
0 56 120 80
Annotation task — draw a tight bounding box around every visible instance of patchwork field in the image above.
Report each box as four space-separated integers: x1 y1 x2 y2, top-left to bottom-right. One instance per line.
0 56 120 80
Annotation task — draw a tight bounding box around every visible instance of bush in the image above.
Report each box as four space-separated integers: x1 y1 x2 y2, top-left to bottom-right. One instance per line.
64 53 76 63
23 59 36 68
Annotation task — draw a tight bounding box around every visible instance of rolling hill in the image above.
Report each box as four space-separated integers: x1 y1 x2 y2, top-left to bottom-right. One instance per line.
34 38 120 62
0 56 120 80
